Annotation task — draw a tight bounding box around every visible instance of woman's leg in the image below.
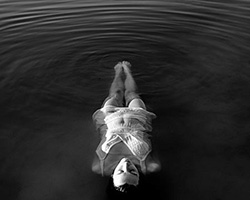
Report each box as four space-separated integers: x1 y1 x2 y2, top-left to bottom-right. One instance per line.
122 61 146 109
103 62 125 107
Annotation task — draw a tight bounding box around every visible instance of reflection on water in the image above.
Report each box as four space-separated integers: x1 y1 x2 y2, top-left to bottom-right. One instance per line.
0 0 250 199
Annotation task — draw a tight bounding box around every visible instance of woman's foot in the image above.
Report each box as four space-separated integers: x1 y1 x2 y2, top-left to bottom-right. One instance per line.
114 62 124 78
122 61 132 75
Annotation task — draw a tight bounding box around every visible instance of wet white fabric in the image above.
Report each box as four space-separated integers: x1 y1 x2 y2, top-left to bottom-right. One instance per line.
92 106 156 175
101 128 150 161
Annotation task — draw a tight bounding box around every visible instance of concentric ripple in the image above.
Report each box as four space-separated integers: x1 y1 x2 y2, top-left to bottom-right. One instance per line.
0 0 250 109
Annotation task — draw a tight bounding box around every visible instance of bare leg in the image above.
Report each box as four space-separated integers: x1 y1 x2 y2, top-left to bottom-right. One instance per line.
103 62 125 107
122 61 146 109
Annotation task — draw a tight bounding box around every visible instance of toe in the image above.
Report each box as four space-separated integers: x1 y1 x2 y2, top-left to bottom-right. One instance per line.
122 61 131 67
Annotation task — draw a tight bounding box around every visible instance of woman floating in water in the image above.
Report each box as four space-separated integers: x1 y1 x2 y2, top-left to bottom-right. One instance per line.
92 61 160 195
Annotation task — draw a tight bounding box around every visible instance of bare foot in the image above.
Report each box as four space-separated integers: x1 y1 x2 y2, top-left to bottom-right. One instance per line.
122 61 132 75
114 62 123 75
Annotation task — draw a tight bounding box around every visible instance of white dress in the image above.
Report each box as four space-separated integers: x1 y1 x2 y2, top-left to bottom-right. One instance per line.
92 106 156 175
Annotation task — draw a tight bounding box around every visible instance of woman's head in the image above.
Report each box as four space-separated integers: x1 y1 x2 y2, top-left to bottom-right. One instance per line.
106 158 144 199
112 158 139 188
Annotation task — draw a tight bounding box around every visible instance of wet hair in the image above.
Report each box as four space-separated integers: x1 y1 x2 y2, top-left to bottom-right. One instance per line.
112 182 137 193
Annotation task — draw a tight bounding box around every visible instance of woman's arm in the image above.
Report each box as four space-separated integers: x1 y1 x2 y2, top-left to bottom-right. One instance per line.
92 154 101 174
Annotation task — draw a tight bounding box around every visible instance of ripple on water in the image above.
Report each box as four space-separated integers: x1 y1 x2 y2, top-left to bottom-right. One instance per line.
1 2 250 200
0 0 250 110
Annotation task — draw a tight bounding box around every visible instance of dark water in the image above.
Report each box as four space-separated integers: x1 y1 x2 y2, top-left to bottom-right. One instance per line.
1 0 250 199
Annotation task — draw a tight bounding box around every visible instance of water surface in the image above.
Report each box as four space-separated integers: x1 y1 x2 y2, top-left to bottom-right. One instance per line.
1 0 250 199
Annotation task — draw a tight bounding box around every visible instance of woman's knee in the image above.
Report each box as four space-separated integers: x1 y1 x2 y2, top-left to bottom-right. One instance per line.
125 91 145 107
128 98 146 109
125 91 138 105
